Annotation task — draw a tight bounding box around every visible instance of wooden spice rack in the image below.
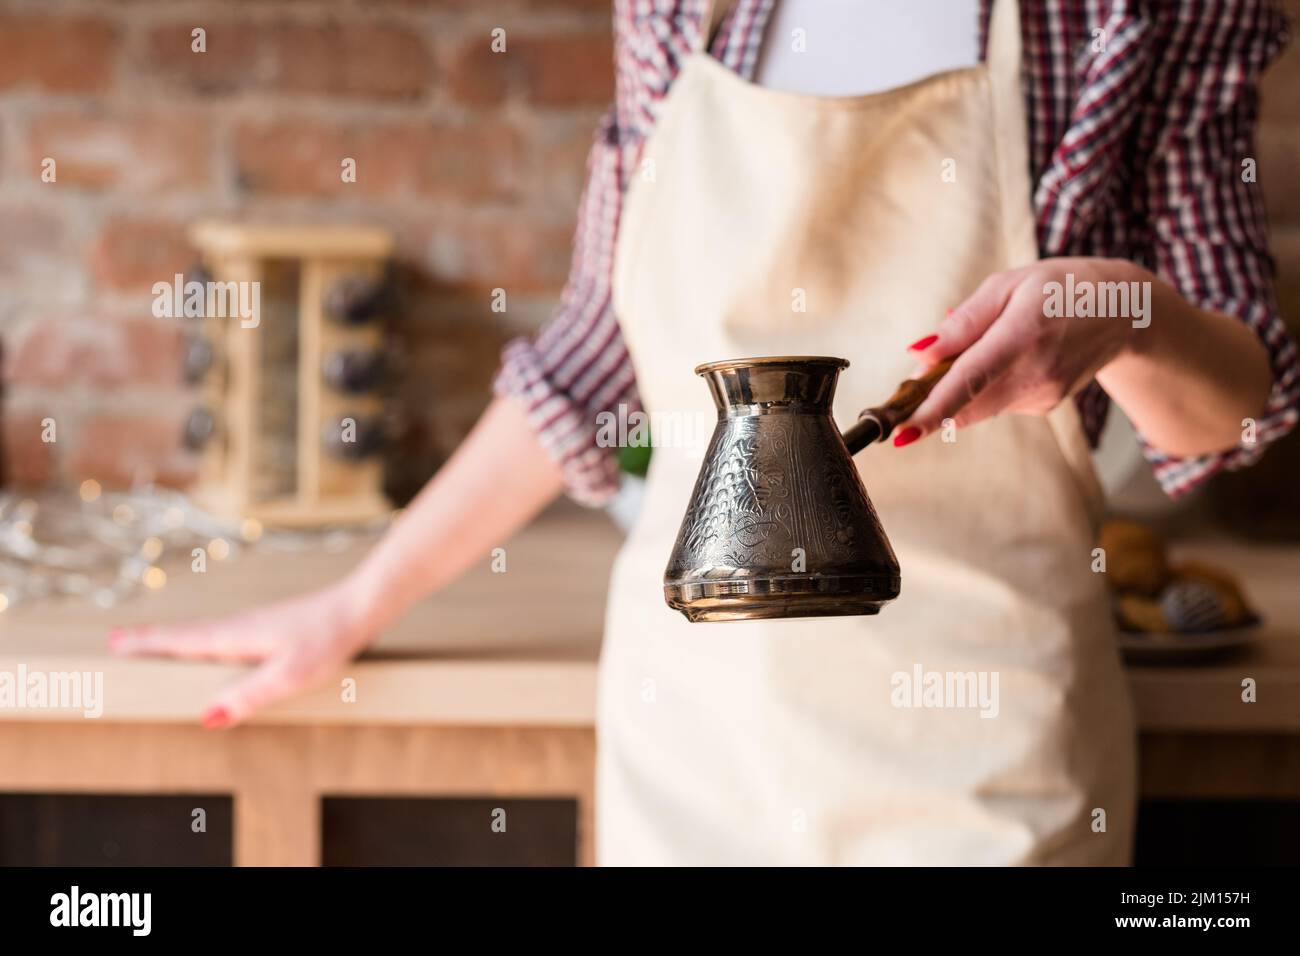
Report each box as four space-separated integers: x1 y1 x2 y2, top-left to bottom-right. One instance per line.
186 222 395 527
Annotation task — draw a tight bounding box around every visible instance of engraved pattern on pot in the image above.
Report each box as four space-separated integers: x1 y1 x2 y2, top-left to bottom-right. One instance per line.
680 418 792 565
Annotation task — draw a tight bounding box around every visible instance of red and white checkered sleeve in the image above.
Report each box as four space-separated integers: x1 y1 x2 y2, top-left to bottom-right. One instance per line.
1136 2 1299 497
491 5 654 508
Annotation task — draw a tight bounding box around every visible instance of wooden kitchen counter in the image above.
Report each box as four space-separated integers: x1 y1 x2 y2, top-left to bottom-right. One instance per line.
0 503 624 866
0 504 623 727
2 500 1299 863
2 505 1297 731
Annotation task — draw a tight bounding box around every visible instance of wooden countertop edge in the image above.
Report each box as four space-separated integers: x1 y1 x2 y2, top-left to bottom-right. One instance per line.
6 655 1300 732
0 656 598 727
1129 676 1300 733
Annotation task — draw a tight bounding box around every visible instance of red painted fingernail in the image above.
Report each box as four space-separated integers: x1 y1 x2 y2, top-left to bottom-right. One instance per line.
907 334 939 352
201 707 232 730
946 308 954 316
893 426 922 448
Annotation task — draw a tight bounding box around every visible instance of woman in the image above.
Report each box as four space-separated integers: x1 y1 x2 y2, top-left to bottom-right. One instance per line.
111 0 1297 864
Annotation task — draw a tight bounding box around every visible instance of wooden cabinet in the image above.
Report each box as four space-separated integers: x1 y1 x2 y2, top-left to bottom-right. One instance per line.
2 508 1299 865
0 794 233 866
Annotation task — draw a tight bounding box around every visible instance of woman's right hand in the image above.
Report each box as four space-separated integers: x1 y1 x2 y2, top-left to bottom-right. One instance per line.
107 580 375 729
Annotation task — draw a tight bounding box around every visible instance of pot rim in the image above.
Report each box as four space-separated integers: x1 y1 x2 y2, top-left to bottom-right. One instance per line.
694 355 850 376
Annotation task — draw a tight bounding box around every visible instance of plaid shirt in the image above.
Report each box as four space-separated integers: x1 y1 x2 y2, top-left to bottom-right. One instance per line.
494 0 1299 506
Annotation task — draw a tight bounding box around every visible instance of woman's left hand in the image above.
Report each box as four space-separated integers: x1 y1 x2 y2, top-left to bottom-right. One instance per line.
895 257 1146 446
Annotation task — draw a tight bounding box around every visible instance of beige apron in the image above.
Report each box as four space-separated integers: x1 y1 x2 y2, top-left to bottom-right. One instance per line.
601 0 1135 865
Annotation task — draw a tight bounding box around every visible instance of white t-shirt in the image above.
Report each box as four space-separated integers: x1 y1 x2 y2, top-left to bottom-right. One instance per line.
754 0 981 96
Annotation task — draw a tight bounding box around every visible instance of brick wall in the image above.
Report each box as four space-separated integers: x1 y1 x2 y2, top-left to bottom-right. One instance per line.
0 0 1297 505
0 0 612 501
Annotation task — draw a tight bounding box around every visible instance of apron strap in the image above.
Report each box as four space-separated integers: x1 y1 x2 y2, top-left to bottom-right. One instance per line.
985 0 1024 112
696 0 739 55
985 0 1039 272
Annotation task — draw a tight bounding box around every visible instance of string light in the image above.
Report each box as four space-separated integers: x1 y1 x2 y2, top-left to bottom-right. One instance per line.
0 487 389 612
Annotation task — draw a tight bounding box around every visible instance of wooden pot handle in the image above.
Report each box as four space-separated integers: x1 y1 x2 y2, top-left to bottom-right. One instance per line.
842 357 956 453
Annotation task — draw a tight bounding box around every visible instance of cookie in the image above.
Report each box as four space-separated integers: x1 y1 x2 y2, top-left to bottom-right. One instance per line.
1116 593 1169 633
1170 560 1251 626
1099 520 1170 597
1160 579 1227 632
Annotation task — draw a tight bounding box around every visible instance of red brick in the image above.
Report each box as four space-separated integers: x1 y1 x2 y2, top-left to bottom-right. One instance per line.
435 0 613 9
0 16 117 93
5 314 183 390
233 120 417 198
232 120 353 197
1 411 58 488
443 32 614 108
233 119 522 200
416 123 524 200
267 22 432 100
140 22 262 93
423 215 575 293
68 413 197 489
0 204 72 288
91 218 197 293
532 117 600 213
25 112 214 193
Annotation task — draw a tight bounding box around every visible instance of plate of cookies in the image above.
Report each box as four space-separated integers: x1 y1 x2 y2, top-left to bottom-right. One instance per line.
1099 520 1261 664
